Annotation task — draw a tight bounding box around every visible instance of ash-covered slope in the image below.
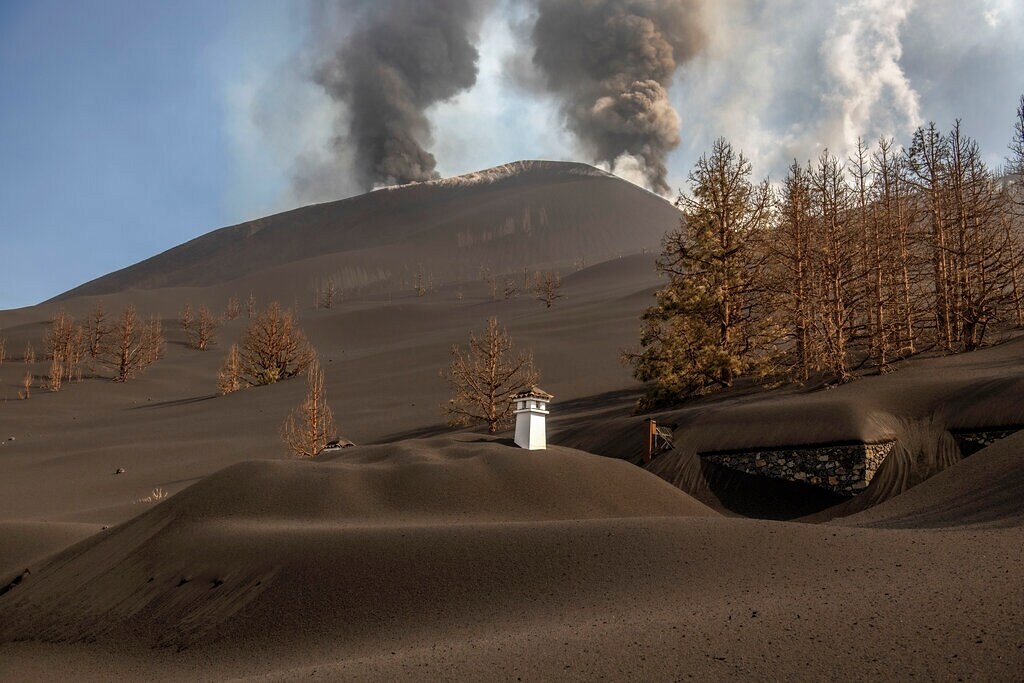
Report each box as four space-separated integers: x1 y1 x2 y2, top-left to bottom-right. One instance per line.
54 161 679 300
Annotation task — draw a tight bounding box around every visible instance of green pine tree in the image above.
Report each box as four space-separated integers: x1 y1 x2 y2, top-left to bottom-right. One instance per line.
629 138 777 407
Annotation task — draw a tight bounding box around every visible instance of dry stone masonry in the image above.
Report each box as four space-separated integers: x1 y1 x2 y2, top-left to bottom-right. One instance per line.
952 428 1020 457
701 442 896 496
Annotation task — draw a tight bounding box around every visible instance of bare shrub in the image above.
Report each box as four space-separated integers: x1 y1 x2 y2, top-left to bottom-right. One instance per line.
534 272 563 308
480 266 498 300
317 279 340 309
412 265 433 297
179 303 194 337
84 302 111 375
237 302 314 386
281 357 336 458
217 343 243 395
188 306 219 351
48 357 62 392
443 317 539 434
137 487 168 503
225 296 241 321
45 311 85 386
109 305 164 382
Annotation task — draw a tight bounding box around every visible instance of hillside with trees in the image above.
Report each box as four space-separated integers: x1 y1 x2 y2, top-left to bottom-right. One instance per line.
630 97 1024 407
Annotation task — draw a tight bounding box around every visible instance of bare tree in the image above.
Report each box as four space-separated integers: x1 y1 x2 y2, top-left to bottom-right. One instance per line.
412 265 433 297
246 292 256 319
443 317 539 434
237 302 314 386
0 336 5 366
179 303 195 338
319 279 339 309
906 122 954 349
1001 209 1024 327
109 305 164 382
281 357 337 458
769 160 818 380
809 149 861 381
1008 94 1024 182
45 311 84 390
182 305 219 351
217 343 243 395
84 302 111 375
47 356 62 392
479 265 498 300
943 121 1012 350
534 271 563 309
225 296 241 321
872 137 919 356
24 341 35 364
503 278 518 301
1005 94 1024 325
19 371 32 400
849 137 894 370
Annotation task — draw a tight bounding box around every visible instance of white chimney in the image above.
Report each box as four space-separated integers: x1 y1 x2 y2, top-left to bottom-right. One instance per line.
513 386 553 450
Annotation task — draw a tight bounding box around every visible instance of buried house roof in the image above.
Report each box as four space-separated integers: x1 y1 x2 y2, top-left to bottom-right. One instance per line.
322 438 356 452
512 385 553 401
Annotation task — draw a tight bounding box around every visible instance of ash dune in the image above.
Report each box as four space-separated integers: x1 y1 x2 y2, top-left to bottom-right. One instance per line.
841 429 1024 529
2 438 1023 681
2 160 1024 679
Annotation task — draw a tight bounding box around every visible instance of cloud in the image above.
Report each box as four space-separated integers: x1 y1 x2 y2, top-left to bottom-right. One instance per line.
516 0 708 195
232 0 1024 206
303 0 493 192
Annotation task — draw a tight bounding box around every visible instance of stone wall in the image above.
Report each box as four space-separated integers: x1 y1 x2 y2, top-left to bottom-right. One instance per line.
700 442 896 496
952 429 1020 457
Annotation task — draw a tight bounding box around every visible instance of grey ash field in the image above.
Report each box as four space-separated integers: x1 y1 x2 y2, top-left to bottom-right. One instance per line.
1 162 1023 680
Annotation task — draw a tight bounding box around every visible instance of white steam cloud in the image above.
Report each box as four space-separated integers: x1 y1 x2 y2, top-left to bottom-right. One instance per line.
823 0 922 155
231 0 1024 206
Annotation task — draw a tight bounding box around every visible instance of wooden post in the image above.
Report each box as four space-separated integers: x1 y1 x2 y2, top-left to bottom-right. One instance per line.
645 419 657 464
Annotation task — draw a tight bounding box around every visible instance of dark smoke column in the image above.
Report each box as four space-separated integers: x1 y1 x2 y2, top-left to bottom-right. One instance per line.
312 0 490 190
528 0 706 194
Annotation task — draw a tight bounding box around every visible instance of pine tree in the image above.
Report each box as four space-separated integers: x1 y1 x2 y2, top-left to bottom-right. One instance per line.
629 138 776 405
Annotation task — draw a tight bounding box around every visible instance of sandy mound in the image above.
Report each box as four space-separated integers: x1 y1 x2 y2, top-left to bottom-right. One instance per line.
0 521 100 580
0 437 713 648
3 502 1023 678
838 430 1024 529
2 439 1022 679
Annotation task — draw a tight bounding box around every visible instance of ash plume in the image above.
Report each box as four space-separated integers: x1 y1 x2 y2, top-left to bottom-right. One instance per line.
525 0 707 195
307 0 491 192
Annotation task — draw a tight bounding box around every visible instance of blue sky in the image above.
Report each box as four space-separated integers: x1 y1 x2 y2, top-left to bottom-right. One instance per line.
0 0 298 309
0 0 1022 309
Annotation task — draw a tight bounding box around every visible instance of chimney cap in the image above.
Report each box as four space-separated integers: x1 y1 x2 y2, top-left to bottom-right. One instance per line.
512 385 553 401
